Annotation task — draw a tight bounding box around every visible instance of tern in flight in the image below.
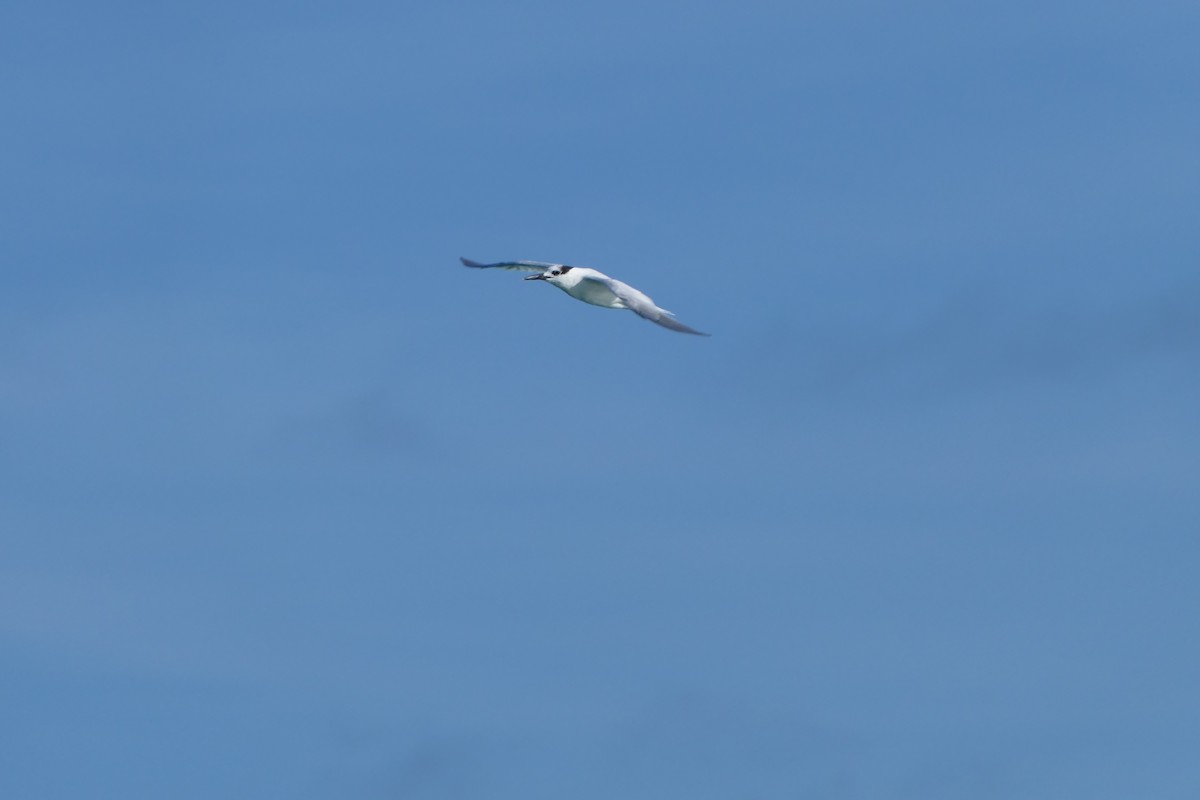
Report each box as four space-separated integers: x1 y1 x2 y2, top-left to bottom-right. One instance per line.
460 257 709 336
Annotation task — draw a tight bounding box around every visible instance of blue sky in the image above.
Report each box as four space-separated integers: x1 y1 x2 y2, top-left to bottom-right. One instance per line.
2 1 1198 797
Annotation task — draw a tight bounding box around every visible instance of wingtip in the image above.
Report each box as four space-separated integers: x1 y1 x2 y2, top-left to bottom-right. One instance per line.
654 316 710 336
673 322 711 337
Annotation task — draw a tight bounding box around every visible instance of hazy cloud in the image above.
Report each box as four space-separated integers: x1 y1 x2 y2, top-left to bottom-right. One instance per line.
748 280 1200 399
269 386 428 462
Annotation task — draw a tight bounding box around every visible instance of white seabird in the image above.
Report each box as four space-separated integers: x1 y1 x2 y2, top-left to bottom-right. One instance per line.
460 257 709 336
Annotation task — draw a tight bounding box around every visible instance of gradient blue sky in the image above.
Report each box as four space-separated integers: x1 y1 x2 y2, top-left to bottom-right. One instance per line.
3 1 1199 797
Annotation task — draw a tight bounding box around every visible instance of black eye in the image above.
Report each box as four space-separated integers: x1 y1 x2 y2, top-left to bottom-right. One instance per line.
551 270 560 276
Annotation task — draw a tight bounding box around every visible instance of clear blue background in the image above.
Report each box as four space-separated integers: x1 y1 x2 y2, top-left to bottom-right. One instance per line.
3 1 1198 796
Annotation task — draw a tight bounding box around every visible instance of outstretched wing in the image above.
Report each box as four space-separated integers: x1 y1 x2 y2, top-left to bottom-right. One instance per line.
592 275 710 336
460 257 561 273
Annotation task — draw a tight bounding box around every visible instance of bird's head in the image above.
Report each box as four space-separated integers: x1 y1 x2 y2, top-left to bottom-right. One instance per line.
524 265 574 285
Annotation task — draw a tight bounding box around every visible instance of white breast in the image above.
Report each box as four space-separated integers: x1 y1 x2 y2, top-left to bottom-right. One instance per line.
556 274 626 308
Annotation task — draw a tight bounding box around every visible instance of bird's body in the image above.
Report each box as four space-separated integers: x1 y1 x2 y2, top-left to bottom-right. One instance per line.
460 257 708 336
545 266 635 309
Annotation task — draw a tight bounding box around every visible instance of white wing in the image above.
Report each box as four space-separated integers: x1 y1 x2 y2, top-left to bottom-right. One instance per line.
588 274 710 336
460 257 561 273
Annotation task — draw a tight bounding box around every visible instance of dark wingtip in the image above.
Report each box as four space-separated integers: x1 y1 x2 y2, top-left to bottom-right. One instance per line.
656 317 710 336
460 257 484 268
